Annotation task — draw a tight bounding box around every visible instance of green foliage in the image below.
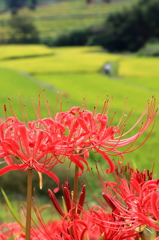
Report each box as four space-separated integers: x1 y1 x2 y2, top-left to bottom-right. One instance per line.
28 0 37 10
8 15 39 43
98 0 159 52
44 29 90 47
0 0 7 13
5 0 27 15
138 42 159 57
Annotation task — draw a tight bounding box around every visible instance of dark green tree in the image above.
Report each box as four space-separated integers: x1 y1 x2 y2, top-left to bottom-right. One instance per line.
5 0 27 14
28 0 37 10
103 0 111 3
97 0 159 52
86 0 92 4
8 15 39 43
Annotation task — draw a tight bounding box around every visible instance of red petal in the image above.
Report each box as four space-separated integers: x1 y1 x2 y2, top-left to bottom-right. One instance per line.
95 148 115 173
0 165 19 175
19 125 30 157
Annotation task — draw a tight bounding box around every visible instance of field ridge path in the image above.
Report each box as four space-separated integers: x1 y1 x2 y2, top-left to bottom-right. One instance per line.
19 70 62 93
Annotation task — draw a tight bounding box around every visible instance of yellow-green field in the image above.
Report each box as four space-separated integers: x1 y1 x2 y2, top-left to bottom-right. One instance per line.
0 45 158 111
0 44 159 173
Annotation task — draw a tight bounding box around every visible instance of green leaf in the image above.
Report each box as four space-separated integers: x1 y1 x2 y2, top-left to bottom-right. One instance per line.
1 188 25 230
8 233 22 240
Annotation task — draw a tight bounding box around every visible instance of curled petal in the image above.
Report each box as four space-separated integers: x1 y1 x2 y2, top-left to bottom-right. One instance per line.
95 148 115 173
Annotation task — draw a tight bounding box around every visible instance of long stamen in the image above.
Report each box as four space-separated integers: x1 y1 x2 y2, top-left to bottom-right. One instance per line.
109 110 116 126
101 100 107 115
117 96 128 127
8 98 17 118
93 106 96 117
3 105 8 119
106 97 113 115
31 98 38 119
82 96 86 110
54 92 59 118
60 99 63 112
37 93 41 120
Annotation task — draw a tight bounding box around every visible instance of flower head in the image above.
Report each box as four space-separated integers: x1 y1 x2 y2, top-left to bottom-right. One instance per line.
0 117 68 192
54 96 157 173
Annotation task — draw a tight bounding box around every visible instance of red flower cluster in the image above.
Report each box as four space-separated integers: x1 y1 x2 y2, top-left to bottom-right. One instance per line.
0 97 157 191
100 164 159 232
0 222 25 240
30 165 159 240
2 164 159 239
45 180 140 240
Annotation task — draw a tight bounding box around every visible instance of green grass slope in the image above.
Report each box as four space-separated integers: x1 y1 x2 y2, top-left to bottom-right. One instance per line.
0 68 59 119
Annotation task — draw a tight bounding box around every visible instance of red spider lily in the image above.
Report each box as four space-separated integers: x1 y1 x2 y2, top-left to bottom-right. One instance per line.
0 202 141 240
32 180 140 240
29 203 140 240
1 178 142 240
0 222 25 240
54 97 157 174
0 97 157 179
0 117 70 192
0 218 141 240
94 163 159 233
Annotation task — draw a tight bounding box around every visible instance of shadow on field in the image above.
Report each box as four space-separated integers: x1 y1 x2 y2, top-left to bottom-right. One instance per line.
1 53 54 61
85 49 108 54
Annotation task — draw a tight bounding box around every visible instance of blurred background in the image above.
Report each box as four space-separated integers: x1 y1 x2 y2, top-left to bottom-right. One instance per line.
0 0 159 223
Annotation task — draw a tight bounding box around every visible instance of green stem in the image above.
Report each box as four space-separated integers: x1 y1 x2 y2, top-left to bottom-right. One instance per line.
139 232 147 240
26 169 32 240
156 231 159 237
73 165 79 213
